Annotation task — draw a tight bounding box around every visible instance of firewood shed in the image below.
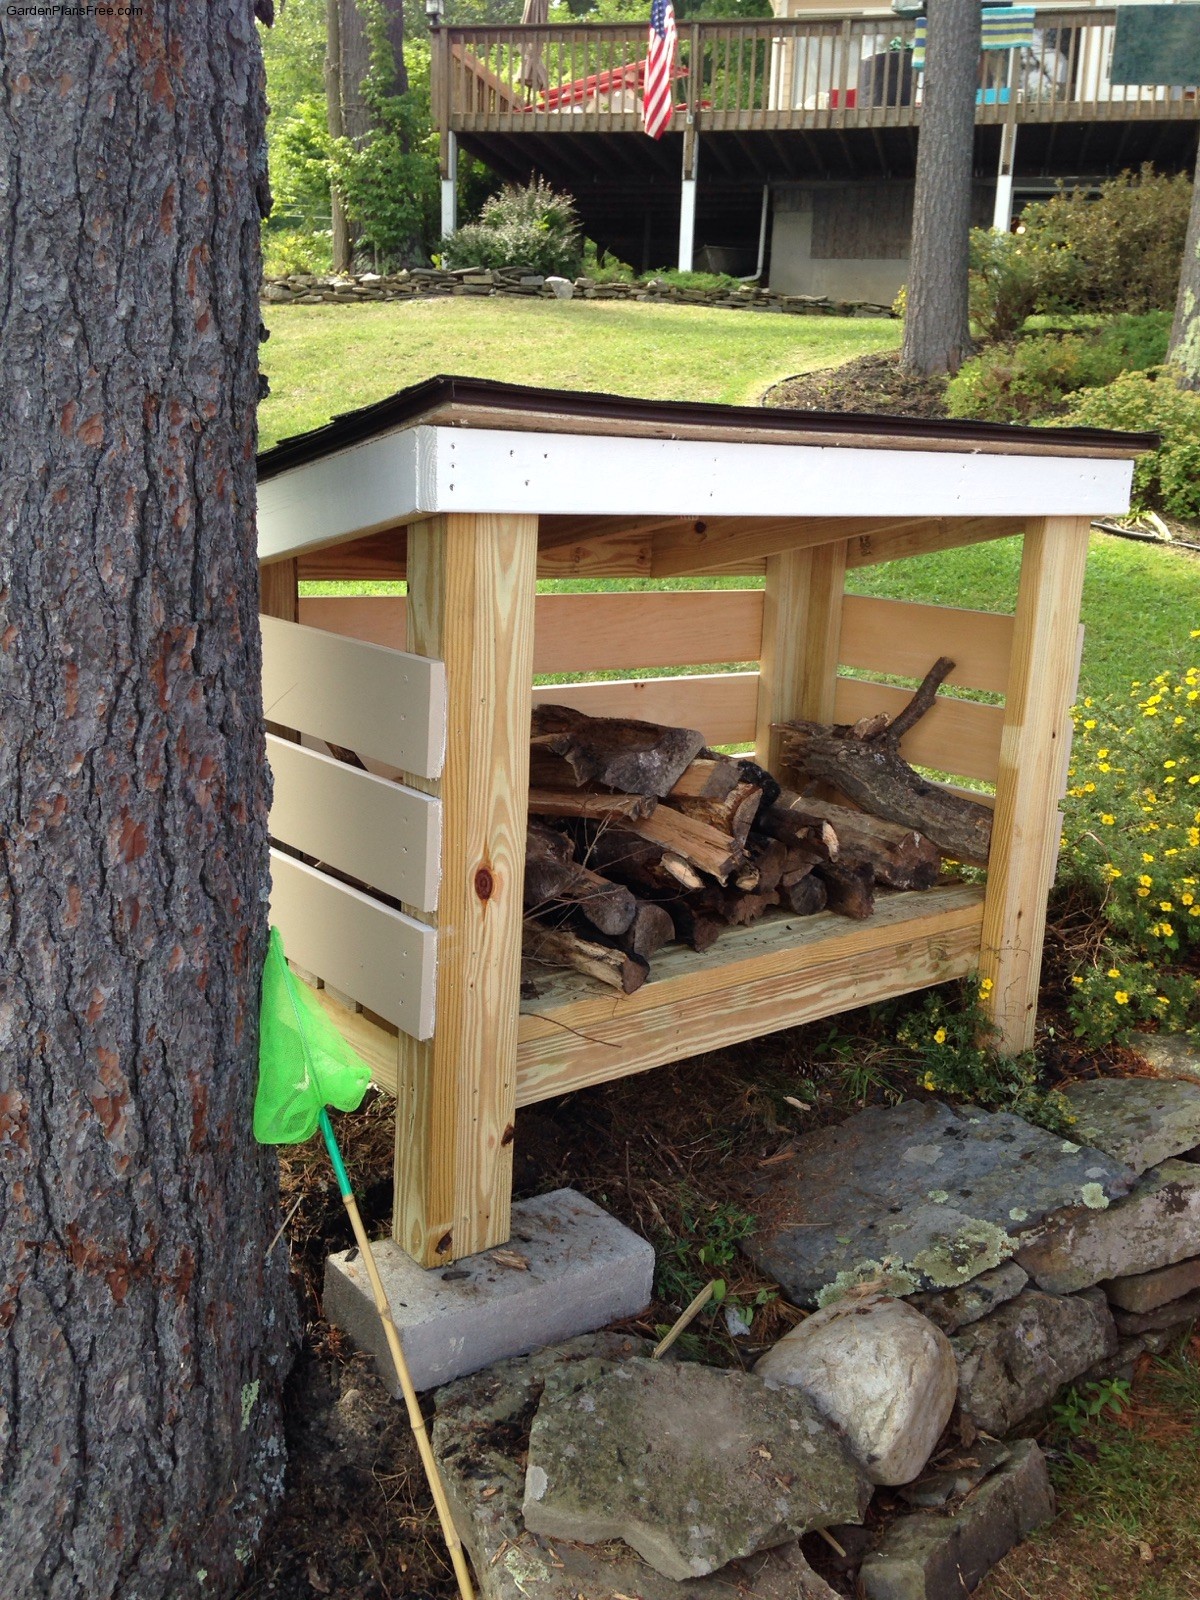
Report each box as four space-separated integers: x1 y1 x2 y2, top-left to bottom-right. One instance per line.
256 376 1147 1271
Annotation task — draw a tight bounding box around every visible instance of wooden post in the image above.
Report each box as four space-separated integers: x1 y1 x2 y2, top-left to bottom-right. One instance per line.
980 516 1089 1054
260 558 299 742
394 513 538 1266
754 540 847 772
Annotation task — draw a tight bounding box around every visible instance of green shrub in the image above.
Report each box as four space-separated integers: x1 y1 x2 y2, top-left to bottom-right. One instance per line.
946 313 1171 424
1058 369 1200 521
968 228 1047 341
642 268 743 292
262 226 333 277
1058 651 1200 1043
1018 164 1190 315
581 239 637 283
440 178 583 278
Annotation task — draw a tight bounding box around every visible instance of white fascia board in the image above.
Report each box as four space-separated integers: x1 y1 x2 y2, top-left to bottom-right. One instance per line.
257 426 435 561
257 423 1134 559
429 426 1134 519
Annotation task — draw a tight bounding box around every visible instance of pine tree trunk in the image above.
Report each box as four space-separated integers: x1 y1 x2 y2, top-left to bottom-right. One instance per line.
0 9 294 1598
1169 137 1200 389
900 0 980 375
326 0 353 271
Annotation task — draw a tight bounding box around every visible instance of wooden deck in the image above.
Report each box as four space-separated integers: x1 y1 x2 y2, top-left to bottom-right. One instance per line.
435 7 1200 140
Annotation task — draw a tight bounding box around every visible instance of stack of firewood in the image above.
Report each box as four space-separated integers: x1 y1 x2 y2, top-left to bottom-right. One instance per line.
522 699 951 995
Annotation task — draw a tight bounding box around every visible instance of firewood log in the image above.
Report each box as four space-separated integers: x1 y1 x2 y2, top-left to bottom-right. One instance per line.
745 836 788 896
621 805 747 884
670 780 764 845
617 901 676 962
775 658 993 865
779 873 828 917
531 704 705 797
774 791 941 890
528 788 657 823
719 888 781 926
524 824 637 936
668 756 743 801
813 855 875 920
755 804 839 859
522 921 649 994
666 895 725 952
582 829 705 896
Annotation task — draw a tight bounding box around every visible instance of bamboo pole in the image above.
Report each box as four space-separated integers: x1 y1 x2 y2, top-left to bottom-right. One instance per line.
319 1111 476 1600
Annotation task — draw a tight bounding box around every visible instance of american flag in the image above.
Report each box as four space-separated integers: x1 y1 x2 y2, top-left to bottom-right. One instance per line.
643 0 678 140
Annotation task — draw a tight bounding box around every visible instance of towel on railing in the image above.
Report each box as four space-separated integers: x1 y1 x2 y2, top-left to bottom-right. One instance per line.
1112 3 1200 86
911 4 1035 73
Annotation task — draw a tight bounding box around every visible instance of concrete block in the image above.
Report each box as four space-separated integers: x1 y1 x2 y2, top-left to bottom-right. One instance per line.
323 1188 654 1393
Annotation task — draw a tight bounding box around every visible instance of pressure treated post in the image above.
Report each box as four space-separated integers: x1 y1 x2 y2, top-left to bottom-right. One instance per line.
754 540 847 772
979 516 1090 1054
394 513 538 1266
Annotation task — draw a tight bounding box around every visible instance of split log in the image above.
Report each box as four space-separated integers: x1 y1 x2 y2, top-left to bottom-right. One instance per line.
531 704 705 797
756 804 839 860
666 895 725 953
813 856 875 921
617 901 677 962
774 791 941 890
668 756 743 801
775 657 993 865
528 788 657 823
524 824 637 936
779 874 828 917
745 835 788 896
522 921 649 994
622 805 748 884
583 829 706 896
670 780 764 845
719 888 781 927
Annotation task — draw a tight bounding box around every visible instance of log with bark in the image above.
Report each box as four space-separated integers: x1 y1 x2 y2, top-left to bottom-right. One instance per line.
532 704 705 796
523 920 649 994
775 657 994 865
524 823 637 936
774 791 941 890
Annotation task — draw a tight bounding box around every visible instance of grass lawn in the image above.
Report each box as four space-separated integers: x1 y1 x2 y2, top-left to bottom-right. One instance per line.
258 297 900 448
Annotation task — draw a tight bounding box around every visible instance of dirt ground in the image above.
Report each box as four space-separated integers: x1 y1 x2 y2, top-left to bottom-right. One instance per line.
763 349 951 420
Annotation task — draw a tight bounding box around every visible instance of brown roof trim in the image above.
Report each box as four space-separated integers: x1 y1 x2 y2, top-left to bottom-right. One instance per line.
256 374 1157 481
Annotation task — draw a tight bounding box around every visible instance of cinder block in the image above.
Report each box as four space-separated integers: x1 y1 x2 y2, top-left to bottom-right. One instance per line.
324 1188 655 1393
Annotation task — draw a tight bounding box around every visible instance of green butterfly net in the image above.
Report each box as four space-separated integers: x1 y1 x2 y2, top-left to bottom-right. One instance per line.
254 926 372 1145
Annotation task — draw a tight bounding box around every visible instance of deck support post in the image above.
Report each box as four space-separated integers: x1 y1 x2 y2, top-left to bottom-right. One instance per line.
394 512 538 1266
440 130 458 238
979 516 1089 1054
678 128 699 272
992 119 1017 232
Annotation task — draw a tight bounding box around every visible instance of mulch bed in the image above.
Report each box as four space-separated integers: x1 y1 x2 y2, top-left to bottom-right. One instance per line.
764 349 951 420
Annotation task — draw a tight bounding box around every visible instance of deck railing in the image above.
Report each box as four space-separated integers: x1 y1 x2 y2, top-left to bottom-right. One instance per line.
435 7 1199 136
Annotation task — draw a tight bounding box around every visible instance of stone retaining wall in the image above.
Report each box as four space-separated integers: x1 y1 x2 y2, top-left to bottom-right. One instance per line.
261 267 896 319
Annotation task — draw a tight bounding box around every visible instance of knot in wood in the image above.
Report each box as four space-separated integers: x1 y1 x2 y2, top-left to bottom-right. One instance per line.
474 866 495 901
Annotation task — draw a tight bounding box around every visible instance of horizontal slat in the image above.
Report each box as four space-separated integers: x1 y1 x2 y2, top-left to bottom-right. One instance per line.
844 517 1025 569
269 849 437 1039
840 595 1014 696
298 590 765 674
531 671 760 747
516 885 983 1105
267 733 441 912
833 677 1004 784
261 613 446 779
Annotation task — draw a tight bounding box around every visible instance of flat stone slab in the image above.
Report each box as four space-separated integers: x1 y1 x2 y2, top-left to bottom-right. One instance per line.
324 1189 653 1393
1113 1287 1200 1335
1016 1159 1200 1294
745 1100 1134 1308
1132 1033 1200 1085
1103 1253 1200 1312
908 1263 1029 1334
433 1336 839 1600
898 1442 1011 1509
523 1356 872 1581
952 1289 1117 1435
1060 1077 1200 1174
859 1440 1054 1600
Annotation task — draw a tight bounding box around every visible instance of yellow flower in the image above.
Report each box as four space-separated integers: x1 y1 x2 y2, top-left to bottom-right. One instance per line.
1165 760 1178 769
1160 901 1174 912
1084 719 1097 731
1071 975 1085 986
1139 874 1154 887
1101 814 1115 825
1098 762 1112 773
1143 853 1156 863
1158 995 1171 1007
979 977 994 995
1083 782 1096 793
1115 991 1130 1005
1183 893 1194 906
1137 887 1151 897
1097 748 1110 759
1161 923 1175 937
1107 968 1122 979
922 1073 936 1091
933 1027 947 1045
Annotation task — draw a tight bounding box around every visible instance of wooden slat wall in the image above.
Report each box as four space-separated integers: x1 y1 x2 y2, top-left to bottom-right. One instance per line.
267 733 442 912
261 614 447 778
269 850 437 1039
294 590 1009 779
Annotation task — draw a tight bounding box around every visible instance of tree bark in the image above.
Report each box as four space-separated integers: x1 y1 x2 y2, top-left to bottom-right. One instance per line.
326 0 353 271
0 9 294 1598
900 0 980 375
1169 134 1200 388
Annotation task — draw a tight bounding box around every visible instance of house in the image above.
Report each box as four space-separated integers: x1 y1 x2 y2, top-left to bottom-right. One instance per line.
431 2 1200 297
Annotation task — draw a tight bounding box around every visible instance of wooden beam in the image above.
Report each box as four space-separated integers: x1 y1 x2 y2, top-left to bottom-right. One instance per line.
979 517 1090 1054
652 515 920 577
260 556 299 623
844 516 1025 570
755 543 847 771
393 512 538 1267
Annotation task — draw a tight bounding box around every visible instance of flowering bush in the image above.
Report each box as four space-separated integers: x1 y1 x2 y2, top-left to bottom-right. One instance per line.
1059 640 1200 1042
896 979 1074 1132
